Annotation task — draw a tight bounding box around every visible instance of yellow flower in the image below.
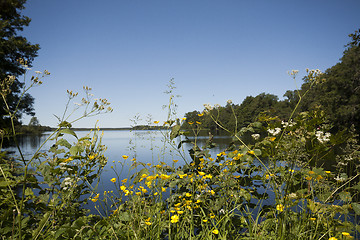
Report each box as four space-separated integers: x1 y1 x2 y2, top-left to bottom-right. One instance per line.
210 190 215 195
145 221 152 226
308 170 315 174
202 219 208 223
177 210 184 214
121 178 128 183
110 178 116 183
120 185 126 191
205 174 213 179
122 155 129 159
153 121 159 124
181 117 186 121
136 192 141 196
212 229 219 234
309 217 316 221
185 193 192 197
306 176 312 181
342 232 350 236
63 157 73 163
325 170 331 174
198 172 205 176
162 187 166 192
179 173 187 179
160 174 170 180
188 121 194 125
328 237 338 240
173 159 179 163
276 204 284 212
196 121 201 124
248 150 255 155
198 113 204 117
91 198 98 202
269 137 276 141
171 215 179 223
316 175 323 180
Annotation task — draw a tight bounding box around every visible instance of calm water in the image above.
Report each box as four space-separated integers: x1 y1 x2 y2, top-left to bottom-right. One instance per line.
7 130 233 206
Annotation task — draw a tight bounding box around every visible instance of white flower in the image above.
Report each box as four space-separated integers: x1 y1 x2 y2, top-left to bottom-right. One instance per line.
227 100 232 104
268 128 281 136
288 193 297 199
315 131 331 143
334 175 346 182
203 103 213 111
251 134 260 140
281 120 294 127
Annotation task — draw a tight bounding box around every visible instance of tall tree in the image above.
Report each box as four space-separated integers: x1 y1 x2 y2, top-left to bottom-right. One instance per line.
0 0 39 126
299 30 360 134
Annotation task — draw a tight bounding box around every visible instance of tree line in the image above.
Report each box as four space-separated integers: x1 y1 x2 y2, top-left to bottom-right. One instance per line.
182 29 360 137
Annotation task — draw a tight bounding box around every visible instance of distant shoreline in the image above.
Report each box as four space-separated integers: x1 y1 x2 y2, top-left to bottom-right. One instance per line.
47 125 168 131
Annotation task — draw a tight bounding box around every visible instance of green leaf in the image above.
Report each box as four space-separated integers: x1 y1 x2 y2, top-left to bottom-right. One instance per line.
33 212 51 240
59 128 77 139
56 138 72 149
352 203 360 215
25 187 34 197
339 191 352 202
119 211 131 221
254 149 262 156
170 124 181 140
0 180 14 187
70 145 81 156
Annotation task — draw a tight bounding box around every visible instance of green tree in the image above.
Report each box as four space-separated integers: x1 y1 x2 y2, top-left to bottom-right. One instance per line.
299 31 360 134
0 0 40 127
28 116 39 126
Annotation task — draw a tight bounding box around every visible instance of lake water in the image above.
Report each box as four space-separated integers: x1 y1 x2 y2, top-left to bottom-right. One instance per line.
7 130 233 208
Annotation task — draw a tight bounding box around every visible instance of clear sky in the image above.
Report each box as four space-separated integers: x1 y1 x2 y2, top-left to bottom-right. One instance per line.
21 0 360 128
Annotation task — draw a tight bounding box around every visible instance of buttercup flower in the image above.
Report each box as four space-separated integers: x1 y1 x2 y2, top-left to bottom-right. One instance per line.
110 178 116 183
276 204 284 212
171 215 179 223
122 155 129 159
212 229 219 234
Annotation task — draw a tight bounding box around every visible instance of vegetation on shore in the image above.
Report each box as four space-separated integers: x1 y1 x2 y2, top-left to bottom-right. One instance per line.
182 30 360 140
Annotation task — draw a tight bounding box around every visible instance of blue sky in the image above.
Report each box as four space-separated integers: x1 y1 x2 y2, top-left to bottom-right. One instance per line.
21 0 360 128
